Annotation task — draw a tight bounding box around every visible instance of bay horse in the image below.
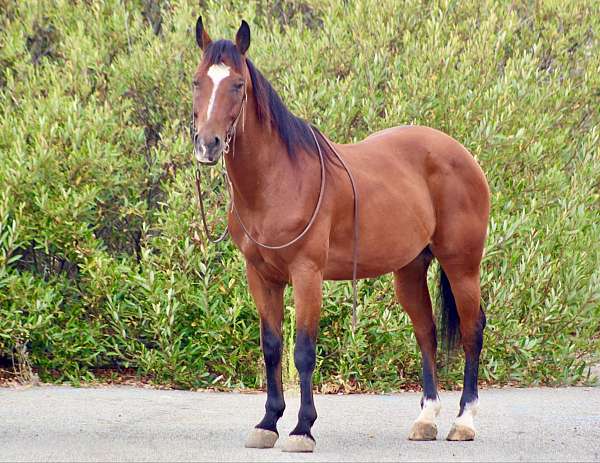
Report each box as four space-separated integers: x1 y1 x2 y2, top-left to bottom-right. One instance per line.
190 18 489 453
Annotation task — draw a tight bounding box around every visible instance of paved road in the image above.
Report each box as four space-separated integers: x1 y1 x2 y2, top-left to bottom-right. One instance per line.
1 385 599 462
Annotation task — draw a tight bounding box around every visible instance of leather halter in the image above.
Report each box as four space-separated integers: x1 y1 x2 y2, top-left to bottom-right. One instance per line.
191 81 361 329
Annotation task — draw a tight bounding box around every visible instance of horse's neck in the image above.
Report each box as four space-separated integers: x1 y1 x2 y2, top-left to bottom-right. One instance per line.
225 121 297 211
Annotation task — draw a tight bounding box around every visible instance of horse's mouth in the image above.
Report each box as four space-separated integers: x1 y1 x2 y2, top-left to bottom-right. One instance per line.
197 158 219 166
195 148 222 166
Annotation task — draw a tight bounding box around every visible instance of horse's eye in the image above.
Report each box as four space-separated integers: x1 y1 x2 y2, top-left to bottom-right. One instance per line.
233 82 244 92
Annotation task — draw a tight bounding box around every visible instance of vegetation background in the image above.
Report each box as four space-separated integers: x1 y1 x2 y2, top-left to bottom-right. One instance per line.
0 0 598 391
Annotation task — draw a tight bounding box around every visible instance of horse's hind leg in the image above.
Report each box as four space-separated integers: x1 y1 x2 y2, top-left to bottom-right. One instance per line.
394 248 441 440
244 262 286 449
434 254 486 441
428 139 489 441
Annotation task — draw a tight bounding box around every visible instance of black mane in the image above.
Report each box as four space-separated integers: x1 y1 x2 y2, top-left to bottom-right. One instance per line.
201 39 329 160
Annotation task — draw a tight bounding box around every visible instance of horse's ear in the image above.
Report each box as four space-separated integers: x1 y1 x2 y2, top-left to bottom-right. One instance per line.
235 20 250 55
195 16 212 50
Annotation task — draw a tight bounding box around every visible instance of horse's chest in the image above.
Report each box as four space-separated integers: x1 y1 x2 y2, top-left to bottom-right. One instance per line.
229 226 290 282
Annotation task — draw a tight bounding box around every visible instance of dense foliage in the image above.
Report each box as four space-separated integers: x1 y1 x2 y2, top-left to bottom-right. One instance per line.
0 0 598 390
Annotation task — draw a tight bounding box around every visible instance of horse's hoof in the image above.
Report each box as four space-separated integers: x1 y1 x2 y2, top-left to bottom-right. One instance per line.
408 421 438 441
281 435 316 453
446 424 475 441
245 428 278 448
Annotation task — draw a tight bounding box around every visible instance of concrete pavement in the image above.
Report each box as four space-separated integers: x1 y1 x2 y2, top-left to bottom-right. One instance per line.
1 385 599 462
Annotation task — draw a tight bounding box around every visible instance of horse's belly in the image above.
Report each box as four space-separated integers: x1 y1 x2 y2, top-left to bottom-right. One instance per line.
324 246 427 280
323 198 434 280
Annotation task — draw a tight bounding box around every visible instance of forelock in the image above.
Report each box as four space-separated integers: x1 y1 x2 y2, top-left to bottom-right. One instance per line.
201 39 243 72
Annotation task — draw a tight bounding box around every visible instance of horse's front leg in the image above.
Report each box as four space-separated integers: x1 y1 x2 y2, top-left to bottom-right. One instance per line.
244 263 286 449
281 262 322 453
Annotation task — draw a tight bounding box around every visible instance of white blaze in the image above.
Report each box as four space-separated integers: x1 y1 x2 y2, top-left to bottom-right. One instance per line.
206 63 231 120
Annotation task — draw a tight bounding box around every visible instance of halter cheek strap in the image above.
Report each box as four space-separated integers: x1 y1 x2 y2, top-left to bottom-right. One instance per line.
223 88 247 155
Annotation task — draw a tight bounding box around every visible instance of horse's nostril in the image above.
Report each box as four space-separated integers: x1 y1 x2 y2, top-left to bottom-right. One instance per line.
214 136 221 147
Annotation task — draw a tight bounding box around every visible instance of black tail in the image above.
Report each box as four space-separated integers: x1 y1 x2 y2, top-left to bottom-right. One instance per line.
438 268 460 354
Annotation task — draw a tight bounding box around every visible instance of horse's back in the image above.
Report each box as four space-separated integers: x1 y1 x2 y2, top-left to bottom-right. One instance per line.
351 125 488 205
324 125 489 279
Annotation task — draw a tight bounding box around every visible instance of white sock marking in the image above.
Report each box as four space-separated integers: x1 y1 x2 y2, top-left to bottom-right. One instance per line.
206 63 230 120
454 400 478 429
415 398 441 424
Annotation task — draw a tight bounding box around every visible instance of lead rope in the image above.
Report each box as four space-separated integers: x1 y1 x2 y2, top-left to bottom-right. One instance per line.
229 128 326 250
192 94 360 329
194 159 229 243
315 132 360 330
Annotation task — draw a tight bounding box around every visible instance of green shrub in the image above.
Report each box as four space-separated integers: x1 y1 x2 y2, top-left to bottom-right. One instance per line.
0 0 598 390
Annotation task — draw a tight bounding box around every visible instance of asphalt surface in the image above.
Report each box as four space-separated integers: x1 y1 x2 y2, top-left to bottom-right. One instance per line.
1 385 599 462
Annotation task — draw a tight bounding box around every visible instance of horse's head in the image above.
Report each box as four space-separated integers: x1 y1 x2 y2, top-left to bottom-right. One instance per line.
191 17 250 165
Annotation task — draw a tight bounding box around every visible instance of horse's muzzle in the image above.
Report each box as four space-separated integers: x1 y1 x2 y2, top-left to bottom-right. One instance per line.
194 135 223 165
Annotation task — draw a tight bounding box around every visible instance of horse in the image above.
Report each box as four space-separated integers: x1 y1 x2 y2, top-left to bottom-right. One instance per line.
190 18 490 453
